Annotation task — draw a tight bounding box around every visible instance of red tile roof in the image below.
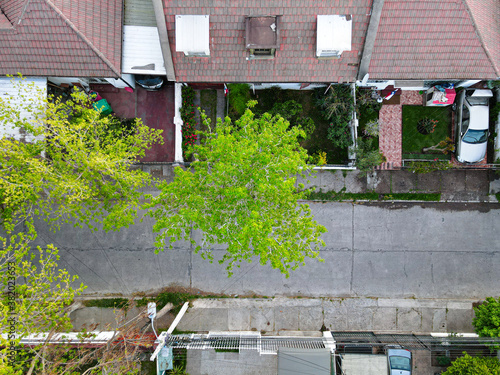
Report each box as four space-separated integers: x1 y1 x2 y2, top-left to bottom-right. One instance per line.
464 0 500 77
0 0 123 77
368 0 498 80
164 0 373 83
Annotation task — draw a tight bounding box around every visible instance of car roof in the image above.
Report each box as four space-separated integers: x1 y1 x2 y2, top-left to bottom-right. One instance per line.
467 104 489 130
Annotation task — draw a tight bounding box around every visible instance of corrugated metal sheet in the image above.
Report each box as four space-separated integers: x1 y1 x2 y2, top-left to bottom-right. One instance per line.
175 15 210 56
124 0 156 27
0 77 46 141
122 25 166 75
278 348 331 375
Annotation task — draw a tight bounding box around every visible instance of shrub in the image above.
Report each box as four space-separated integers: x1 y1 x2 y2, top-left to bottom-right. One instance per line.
180 85 198 159
407 160 452 174
417 117 438 135
355 137 386 173
310 151 327 166
228 83 251 117
363 119 379 137
442 353 500 374
270 100 315 139
473 297 500 340
316 85 354 149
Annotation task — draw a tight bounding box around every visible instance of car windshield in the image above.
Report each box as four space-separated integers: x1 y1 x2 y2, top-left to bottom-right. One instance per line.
389 356 411 371
463 129 488 144
466 97 489 106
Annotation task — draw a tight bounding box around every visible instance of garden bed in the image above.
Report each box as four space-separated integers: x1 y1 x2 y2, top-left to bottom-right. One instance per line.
192 84 382 166
402 105 452 160
251 87 348 164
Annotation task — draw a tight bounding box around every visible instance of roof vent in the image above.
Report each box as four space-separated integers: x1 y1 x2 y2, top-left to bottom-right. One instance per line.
176 15 210 56
245 16 279 59
316 15 352 59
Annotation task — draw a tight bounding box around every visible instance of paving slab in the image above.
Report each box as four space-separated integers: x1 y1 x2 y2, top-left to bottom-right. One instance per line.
274 306 299 332
373 307 397 331
297 307 324 331
228 308 251 331
369 170 391 193
390 170 418 193
446 308 475 333
416 171 442 192
396 308 422 332
249 307 274 331
432 309 447 332
344 169 367 193
441 169 466 193
176 308 229 332
465 170 489 192
317 169 347 192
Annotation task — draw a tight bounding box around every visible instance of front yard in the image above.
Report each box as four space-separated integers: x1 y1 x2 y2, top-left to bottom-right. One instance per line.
402 105 452 160
187 84 383 166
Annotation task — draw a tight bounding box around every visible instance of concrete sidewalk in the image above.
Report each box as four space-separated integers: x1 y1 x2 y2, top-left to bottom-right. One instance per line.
173 297 475 334
138 164 498 203
71 296 476 335
302 168 496 203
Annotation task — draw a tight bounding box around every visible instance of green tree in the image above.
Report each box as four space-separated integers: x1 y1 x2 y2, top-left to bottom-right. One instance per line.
0 76 162 374
442 353 500 375
148 103 327 276
0 77 163 233
473 297 500 339
0 230 86 374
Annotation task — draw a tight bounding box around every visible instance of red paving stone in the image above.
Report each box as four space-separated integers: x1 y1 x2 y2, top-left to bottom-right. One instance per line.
90 84 175 162
378 90 423 169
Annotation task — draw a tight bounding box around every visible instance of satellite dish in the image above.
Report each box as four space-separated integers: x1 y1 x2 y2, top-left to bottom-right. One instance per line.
361 74 369 86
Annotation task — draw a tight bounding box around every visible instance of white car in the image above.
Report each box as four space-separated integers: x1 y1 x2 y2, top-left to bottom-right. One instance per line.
454 89 493 163
387 346 412 375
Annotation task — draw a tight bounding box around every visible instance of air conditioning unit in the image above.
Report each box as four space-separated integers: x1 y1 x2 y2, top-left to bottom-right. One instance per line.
316 15 352 59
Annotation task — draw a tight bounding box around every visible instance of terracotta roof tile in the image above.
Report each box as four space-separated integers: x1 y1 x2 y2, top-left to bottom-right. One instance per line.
464 0 500 77
0 0 122 77
164 0 372 83
368 0 497 80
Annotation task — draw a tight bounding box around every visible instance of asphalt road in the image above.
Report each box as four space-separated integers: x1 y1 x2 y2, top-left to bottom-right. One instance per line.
32 201 500 299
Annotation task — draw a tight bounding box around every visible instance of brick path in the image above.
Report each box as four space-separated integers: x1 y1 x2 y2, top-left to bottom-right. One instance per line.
378 90 422 169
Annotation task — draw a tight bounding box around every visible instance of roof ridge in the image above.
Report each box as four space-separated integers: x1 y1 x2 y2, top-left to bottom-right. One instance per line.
460 0 499 77
43 0 121 78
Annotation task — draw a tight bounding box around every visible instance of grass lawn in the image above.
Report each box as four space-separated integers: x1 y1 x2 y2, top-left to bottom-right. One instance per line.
402 105 452 160
252 88 348 164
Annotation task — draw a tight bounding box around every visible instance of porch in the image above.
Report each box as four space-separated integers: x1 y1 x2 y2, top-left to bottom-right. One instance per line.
89 83 176 163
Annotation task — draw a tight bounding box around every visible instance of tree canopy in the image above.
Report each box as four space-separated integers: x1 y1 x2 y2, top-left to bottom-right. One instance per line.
148 103 327 277
0 76 162 374
0 77 163 233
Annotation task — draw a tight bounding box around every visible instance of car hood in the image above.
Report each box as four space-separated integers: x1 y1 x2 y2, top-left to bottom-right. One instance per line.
458 141 486 163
